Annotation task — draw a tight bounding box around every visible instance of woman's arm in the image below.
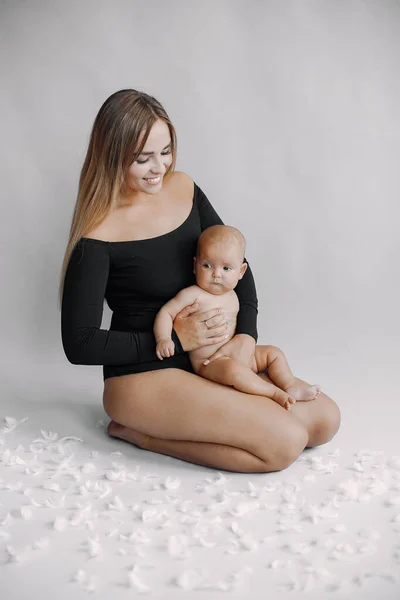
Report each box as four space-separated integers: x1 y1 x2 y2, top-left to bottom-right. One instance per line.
61 240 184 365
196 183 259 341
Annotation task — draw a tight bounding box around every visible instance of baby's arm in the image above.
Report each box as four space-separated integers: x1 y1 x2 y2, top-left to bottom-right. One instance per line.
154 287 199 360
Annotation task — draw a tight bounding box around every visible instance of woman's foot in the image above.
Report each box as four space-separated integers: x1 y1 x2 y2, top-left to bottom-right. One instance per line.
284 381 321 402
107 420 150 449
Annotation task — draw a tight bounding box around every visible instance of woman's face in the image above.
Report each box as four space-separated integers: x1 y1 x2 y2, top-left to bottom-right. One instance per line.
124 119 173 195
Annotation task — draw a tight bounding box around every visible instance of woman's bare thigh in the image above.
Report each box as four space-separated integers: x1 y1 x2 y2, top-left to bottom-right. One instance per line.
103 369 308 464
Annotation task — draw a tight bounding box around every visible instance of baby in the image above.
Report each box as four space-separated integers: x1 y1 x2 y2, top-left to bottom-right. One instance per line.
154 225 321 411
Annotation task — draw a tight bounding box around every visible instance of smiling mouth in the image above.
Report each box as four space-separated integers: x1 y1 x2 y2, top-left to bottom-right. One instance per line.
143 176 162 184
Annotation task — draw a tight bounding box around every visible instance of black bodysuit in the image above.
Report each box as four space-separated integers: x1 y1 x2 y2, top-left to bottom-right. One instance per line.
61 182 258 381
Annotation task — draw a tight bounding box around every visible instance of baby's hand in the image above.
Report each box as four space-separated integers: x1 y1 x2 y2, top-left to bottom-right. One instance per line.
156 338 175 360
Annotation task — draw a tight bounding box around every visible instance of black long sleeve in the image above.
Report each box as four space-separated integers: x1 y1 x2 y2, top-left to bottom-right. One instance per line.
61 240 183 365
197 187 259 341
61 180 258 370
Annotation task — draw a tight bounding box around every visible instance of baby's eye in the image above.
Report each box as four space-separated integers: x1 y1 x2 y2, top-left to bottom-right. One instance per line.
203 263 211 269
223 266 232 271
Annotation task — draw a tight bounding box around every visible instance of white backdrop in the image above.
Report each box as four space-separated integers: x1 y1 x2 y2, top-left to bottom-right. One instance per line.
1 0 399 434
2 3 400 599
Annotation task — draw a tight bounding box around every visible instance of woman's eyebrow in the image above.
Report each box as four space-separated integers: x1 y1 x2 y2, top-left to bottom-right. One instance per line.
139 142 171 156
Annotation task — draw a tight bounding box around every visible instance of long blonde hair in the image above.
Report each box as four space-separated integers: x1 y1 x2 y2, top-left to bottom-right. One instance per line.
58 89 177 309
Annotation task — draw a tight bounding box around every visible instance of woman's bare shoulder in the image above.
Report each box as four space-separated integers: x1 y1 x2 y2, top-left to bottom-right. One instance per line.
170 170 193 183
84 221 114 241
166 171 195 210
168 170 194 193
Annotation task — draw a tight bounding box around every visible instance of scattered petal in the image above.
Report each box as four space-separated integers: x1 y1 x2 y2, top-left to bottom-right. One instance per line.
53 516 68 531
72 569 86 583
20 506 33 520
43 481 61 492
173 568 205 590
33 537 49 550
229 500 260 517
168 534 191 559
386 495 400 506
107 496 125 511
127 571 151 592
163 477 181 491
0 513 13 526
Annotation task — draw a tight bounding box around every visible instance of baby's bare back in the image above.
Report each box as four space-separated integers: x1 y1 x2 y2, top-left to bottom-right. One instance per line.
189 287 239 373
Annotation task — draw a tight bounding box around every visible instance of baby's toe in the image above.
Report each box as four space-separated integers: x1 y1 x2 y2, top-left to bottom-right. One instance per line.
311 384 322 400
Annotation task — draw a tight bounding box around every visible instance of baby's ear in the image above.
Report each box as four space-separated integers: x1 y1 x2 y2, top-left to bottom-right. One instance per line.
238 261 248 279
193 256 197 274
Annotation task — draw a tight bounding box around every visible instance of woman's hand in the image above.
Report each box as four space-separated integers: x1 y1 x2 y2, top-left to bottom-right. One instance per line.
173 302 229 352
203 333 256 366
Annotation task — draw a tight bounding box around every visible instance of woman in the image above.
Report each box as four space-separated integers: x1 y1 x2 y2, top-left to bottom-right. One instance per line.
59 89 340 473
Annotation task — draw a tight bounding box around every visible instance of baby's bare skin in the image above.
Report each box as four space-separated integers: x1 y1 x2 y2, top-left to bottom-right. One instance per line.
154 284 320 409
185 285 239 371
154 226 321 409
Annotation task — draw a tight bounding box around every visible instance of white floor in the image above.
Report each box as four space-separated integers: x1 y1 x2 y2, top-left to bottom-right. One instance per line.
1 355 400 600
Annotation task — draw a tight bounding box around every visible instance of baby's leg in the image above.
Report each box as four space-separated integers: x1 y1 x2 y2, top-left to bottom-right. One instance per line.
254 345 321 402
197 357 295 411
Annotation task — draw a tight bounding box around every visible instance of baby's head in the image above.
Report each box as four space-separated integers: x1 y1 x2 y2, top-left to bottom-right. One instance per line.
194 225 248 295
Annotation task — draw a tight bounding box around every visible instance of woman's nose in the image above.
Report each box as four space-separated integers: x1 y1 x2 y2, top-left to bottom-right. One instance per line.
151 154 167 174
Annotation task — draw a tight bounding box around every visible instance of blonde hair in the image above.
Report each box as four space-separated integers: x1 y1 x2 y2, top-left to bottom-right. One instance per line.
57 89 177 308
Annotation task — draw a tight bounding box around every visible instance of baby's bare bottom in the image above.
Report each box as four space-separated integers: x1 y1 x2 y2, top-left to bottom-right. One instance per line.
196 345 321 410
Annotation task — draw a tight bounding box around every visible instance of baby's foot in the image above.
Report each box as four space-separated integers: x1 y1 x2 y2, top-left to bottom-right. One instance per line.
284 381 321 402
269 387 296 411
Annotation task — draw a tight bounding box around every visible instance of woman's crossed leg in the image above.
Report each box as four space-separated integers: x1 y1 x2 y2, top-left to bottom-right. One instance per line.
104 366 340 474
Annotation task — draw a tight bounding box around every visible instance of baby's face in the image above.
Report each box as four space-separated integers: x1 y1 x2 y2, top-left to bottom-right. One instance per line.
194 241 247 295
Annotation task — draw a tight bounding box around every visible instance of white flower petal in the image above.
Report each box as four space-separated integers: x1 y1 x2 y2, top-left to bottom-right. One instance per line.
174 569 205 590
53 517 68 531
0 513 13 526
268 559 291 569
168 534 191 559
127 571 150 592
163 477 181 490
229 500 260 517
43 481 61 492
108 496 125 511
239 534 258 550
386 495 400 506
33 537 49 550
72 569 86 583
387 456 400 470
20 506 33 520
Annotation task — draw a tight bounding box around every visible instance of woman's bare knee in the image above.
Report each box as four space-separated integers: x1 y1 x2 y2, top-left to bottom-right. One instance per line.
307 397 341 448
278 422 308 469
254 419 308 471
